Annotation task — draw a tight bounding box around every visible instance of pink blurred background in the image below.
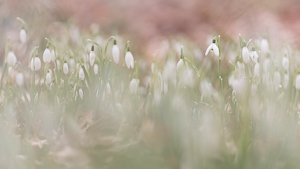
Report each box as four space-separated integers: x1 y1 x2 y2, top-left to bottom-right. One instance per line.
1 0 300 59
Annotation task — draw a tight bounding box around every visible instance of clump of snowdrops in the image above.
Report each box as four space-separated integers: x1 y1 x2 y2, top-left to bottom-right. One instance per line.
1 18 300 169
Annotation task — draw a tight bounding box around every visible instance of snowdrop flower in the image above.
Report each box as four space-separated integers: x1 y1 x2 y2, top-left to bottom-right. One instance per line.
163 59 176 81
51 50 55 62
93 64 98 74
89 46 95 66
254 63 260 77
79 66 85 80
250 47 258 63
242 46 250 63
7 51 17 66
176 59 185 71
112 40 120 64
63 62 69 75
45 71 52 85
16 73 24 86
261 38 269 54
79 88 83 99
296 74 300 90
19 29 26 43
43 48 51 63
125 51 134 69
282 56 289 71
30 56 41 71
205 39 219 56
56 60 61 70
129 78 139 94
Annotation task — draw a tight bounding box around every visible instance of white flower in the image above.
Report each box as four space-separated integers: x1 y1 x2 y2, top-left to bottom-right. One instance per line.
250 49 258 63
30 57 41 71
43 48 51 63
112 45 120 64
261 39 269 54
63 62 69 75
19 29 26 43
94 64 98 74
16 73 24 86
89 50 95 66
205 40 219 56
296 74 300 90
125 51 134 69
7 51 17 66
50 50 55 62
282 56 289 71
79 88 83 99
242 47 250 63
129 78 139 94
45 71 52 85
176 59 184 71
56 60 61 70
79 67 85 80
254 63 260 77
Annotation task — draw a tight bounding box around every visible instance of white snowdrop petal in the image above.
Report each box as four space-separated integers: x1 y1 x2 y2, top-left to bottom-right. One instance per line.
79 67 85 80
125 52 134 69
89 51 95 66
242 47 250 63
205 44 213 56
43 48 51 63
16 73 24 86
7 51 17 66
19 29 26 43
176 59 184 71
79 88 83 99
94 64 99 74
63 63 69 75
212 44 219 56
129 78 139 94
45 72 52 85
112 45 120 64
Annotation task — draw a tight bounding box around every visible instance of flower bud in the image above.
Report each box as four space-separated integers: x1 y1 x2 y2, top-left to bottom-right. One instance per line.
79 88 83 99
94 64 98 74
16 73 24 86
89 46 95 66
30 57 41 71
19 29 26 43
79 66 85 80
43 48 51 63
45 71 52 85
7 51 17 66
112 41 120 64
125 51 134 69
242 47 250 63
63 62 69 75
261 39 269 54
129 78 139 94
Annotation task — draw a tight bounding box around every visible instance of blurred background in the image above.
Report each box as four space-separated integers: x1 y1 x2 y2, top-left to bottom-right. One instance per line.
1 0 300 59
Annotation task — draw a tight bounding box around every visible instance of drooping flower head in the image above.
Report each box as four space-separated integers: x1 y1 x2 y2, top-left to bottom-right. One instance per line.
205 39 219 56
